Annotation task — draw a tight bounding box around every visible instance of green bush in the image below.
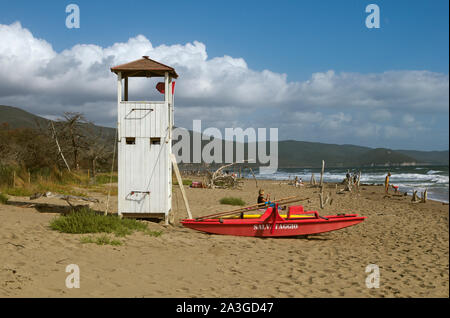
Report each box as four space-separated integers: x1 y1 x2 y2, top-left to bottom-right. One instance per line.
80 234 122 246
3 187 34 197
219 197 246 206
144 229 163 237
173 179 192 186
0 193 8 204
0 165 14 187
49 208 148 236
95 174 118 185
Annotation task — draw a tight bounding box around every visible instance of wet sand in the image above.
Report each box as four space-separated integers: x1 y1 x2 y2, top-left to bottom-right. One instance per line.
0 179 448 297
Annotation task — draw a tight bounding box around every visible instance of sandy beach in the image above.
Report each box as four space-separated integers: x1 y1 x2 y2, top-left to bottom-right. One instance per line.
0 179 448 298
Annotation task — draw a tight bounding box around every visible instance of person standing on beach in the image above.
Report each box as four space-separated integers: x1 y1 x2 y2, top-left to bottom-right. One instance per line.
385 172 391 194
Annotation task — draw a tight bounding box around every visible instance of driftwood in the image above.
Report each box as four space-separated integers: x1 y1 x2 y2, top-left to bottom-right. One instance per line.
319 185 332 209
206 162 244 189
310 173 316 186
30 191 99 208
411 190 420 203
412 189 428 203
248 167 258 188
50 121 71 171
319 160 325 187
411 190 419 202
345 177 353 192
319 192 331 209
421 189 427 203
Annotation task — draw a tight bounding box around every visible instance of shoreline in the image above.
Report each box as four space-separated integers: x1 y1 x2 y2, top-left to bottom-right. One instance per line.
245 176 449 204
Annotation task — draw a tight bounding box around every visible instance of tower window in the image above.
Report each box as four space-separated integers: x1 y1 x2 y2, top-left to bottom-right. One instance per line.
126 137 136 145
150 137 161 145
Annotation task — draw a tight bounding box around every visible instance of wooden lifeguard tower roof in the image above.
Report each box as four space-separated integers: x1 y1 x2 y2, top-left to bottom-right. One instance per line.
111 56 178 78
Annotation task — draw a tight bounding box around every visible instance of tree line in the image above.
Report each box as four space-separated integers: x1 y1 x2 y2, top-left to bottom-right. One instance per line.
0 112 115 177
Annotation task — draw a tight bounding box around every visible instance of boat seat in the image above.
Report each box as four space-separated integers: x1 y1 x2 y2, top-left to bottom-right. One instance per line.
288 206 304 214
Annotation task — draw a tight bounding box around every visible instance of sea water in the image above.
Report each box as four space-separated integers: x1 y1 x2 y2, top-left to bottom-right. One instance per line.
249 165 449 203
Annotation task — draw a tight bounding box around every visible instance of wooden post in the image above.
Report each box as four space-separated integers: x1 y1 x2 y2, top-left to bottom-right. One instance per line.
117 72 122 142
319 160 325 187
50 121 71 171
310 173 316 186
248 167 258 187
13 171 16 188
421 189 428 203
169 75 174 140
412 190 419 202
319 191 330 209
124 77 128 101
167 74 174 223
171 153 192 219
165 72 171 140
117 72 122 103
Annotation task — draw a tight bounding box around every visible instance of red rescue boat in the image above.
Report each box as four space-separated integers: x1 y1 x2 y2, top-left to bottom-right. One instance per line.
181 204 366 237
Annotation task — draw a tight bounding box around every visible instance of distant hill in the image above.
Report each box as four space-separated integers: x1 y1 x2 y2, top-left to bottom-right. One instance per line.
396 149 449 165
0 105 448 167
276 141 419 167
0 105 116 142
277 140 370 167
0 105 49 129
356 148 417 166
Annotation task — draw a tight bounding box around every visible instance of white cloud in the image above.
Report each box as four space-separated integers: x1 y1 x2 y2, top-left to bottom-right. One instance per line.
402 114 415 125
370 109 392 122
0 21 448 149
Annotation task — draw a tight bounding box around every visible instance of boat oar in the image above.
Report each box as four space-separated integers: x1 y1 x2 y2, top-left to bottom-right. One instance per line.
195 196 309 220
199 197 310 221
195 196 298 220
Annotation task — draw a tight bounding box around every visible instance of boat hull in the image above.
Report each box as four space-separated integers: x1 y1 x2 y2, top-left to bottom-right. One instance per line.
182 214 366 237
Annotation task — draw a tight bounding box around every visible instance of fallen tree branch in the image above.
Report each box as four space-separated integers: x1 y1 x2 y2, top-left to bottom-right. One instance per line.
206 161 249 189
30 192 99 206
50 121 71 171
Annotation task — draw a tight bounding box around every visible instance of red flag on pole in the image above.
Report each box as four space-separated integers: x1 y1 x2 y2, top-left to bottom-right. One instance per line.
156 81 175 94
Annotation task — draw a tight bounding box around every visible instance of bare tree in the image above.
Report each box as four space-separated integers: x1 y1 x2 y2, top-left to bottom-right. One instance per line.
85 126 113 178
58 112 89 170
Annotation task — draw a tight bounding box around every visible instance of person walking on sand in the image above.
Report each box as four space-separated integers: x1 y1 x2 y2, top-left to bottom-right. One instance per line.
385 172 391 195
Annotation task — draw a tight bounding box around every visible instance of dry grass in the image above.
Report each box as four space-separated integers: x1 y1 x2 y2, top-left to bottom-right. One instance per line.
80 234 123 246
0 166 116 198
219 197 246 206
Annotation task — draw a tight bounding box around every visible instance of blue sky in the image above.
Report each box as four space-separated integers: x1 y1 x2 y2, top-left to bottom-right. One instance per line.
1 0 448 78
0 0 448 150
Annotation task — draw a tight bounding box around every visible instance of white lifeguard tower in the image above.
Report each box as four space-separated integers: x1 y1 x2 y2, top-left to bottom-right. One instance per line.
111 56 178 222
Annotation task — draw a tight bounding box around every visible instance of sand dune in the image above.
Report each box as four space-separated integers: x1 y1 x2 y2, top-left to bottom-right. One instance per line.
0 180 448 297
